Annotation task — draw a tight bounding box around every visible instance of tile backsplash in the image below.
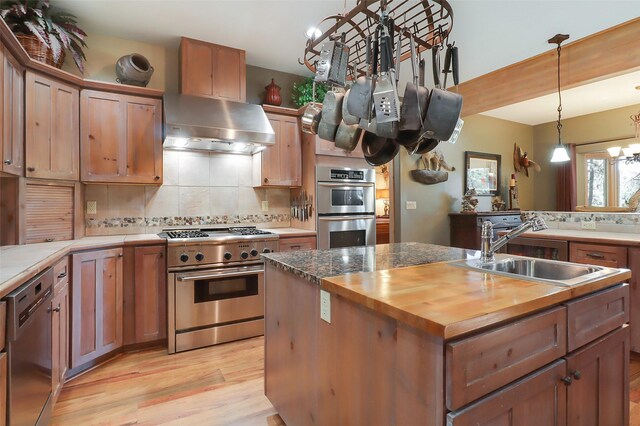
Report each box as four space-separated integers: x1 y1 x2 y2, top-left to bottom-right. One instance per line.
85 150 291 235
523 211 640 233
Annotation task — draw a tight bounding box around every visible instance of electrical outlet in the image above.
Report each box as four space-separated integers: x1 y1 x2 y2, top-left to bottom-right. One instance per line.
406 201 417 210
581 221 596 230
261 201 269 212
320 290 331 323
86 200 97 215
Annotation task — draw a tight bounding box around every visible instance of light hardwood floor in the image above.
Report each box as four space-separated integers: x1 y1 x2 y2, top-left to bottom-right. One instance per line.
53 338 640 426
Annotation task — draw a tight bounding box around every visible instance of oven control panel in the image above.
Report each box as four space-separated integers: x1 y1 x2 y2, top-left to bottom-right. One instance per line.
167 239 279 268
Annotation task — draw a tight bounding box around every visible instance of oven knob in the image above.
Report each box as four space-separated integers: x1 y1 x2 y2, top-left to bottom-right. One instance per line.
195 252 204 261
223 252 232 261
240 251 249 260
250 249 258 257
262 248 272 254
180 253 189 262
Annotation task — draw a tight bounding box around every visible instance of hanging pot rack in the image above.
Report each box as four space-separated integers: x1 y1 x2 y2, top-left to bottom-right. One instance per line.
301 0 454 80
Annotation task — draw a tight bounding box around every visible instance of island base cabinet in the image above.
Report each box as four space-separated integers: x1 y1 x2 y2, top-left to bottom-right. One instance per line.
565 326 629 426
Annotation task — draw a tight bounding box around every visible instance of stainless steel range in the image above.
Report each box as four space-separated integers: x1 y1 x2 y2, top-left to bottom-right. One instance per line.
161 226 279 354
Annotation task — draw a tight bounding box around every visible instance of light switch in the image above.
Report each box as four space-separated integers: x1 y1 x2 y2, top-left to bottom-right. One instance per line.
262 201 269 212
406 201 417 210
581 221 596 230
86 200 97 215
320 290 331 323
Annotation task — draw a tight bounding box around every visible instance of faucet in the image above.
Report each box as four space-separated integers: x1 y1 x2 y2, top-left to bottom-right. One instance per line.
480 216 548 263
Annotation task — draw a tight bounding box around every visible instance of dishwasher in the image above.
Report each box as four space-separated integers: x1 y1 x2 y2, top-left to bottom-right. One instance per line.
6 268 54 426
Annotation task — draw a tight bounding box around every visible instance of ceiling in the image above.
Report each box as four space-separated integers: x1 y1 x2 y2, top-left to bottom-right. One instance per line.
53 0 640 123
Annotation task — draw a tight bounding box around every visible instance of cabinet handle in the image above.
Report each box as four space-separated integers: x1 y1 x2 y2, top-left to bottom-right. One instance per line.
3 159 11 165
290 245 302 250
118 253 124 258
57 272 67 279
27 166 35 172
45 238 54 242
154 175 160 180
561 376 573 386
264 178 269 183
571 370 582 380
586 253 605 259
48 305 61 314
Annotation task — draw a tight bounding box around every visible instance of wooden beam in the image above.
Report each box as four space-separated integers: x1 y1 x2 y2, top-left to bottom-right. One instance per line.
457 17 640 117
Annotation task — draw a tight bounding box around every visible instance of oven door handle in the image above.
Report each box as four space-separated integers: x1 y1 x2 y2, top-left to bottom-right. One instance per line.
177 269 264 282
317 182 375 188
318 215 376 221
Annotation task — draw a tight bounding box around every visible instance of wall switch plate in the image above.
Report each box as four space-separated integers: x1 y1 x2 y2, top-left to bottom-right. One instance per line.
262 201 269 212
406 201 417 210
86 200 97 215
581 221 596 230
320 290 331 323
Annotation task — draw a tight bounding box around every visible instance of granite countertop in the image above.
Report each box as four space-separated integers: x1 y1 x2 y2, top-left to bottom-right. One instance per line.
0 234 164 298
509 229 640 246
262 242 479 284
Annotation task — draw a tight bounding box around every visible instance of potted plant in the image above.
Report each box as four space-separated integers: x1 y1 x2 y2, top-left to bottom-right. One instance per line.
292 77 328 108
1 0 87 72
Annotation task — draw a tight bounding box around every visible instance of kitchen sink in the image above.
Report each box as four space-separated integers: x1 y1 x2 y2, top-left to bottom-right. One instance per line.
452 255 621 287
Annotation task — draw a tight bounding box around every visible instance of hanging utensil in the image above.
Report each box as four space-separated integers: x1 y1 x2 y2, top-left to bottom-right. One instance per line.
377 24 402 139
398 33 429 135
322 90 345 126
358 28 380 132
373 23 399 125
347 35 372 120
335 119 363 152
301 80 322 135
342 89 360 125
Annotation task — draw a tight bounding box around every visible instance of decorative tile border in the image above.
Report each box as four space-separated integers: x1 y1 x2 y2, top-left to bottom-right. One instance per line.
86 214 291 229
523 211 640 225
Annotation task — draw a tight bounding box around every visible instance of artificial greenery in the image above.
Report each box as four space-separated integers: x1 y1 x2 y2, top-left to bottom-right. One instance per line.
291 77 328 108
1 0 87 72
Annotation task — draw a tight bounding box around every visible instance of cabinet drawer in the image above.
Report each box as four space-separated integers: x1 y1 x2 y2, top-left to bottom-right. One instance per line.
279 236 316 252
565 284 629 352
53 256 70 291
570 242 627 268
446 306 567 410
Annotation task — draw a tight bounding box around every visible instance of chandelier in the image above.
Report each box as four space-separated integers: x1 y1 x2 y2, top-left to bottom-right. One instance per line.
607 112 640 164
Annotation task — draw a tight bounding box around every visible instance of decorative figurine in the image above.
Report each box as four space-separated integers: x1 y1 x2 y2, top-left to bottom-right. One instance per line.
116 53 154 87
461 188 479 213
492 196 506 211
513 143 541 177
509 173 520 210
410 149 455 185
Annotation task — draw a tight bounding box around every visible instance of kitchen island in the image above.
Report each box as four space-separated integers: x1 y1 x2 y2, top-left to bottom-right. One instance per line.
262 243 632 425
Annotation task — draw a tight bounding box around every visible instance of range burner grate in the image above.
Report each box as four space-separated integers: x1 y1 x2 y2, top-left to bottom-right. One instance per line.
229 227 274 236
166 230 209 239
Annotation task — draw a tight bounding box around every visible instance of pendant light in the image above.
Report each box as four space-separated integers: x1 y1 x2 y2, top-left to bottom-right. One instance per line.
549 33 571 163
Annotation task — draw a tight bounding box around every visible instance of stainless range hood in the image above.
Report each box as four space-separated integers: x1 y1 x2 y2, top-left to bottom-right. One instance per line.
163 93 275 154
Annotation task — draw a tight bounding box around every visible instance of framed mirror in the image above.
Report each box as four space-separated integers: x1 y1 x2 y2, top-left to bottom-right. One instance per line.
464 151 501 196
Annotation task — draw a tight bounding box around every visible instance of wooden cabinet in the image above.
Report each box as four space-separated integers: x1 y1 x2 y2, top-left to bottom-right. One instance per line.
376 217 389 244
629 248 640 352
0 352 6 426
570 242 628 268
1 45 24 176
24 181 79 244
449 212 522 250
25 72 79 180
565 326 629 426
80 90 162 184
180 37 246 102
133 245 166 343
279 236 316 252
51 281 69 402
315 134 365 158
253 112 301 187
71 248 123 369
447 360 567 426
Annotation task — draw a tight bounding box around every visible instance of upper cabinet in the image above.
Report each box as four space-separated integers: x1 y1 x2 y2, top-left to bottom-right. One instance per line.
253 110 301 187
25 72 79 180
316 135 365 159
180 37 246 103
80 90 163 184
1 45 24 176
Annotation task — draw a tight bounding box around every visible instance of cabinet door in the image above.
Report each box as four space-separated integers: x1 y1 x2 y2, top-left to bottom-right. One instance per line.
80 90 126 182
124 97 162 184
134 245 166 343
315 134 365 159
565 326 629 426
260 116 283 185
25 72 79 180
278 116 301 186
0 352 6 426
279 236 316 252
1 47 24 176
629 248 640 352
569 242 627 268
180 38 214 97
447 360 567 426
71 248 123 369
51 282 69 401
214 45 246 102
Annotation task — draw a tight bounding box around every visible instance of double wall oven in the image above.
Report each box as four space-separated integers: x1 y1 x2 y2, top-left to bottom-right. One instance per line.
164 228 278 354
316 166 376 249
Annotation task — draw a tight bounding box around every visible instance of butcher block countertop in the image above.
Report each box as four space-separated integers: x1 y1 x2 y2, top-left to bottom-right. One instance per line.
0 234 164 298
263 242 631 340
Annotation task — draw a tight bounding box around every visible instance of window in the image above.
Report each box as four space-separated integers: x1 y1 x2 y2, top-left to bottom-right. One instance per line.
584 152 640 208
